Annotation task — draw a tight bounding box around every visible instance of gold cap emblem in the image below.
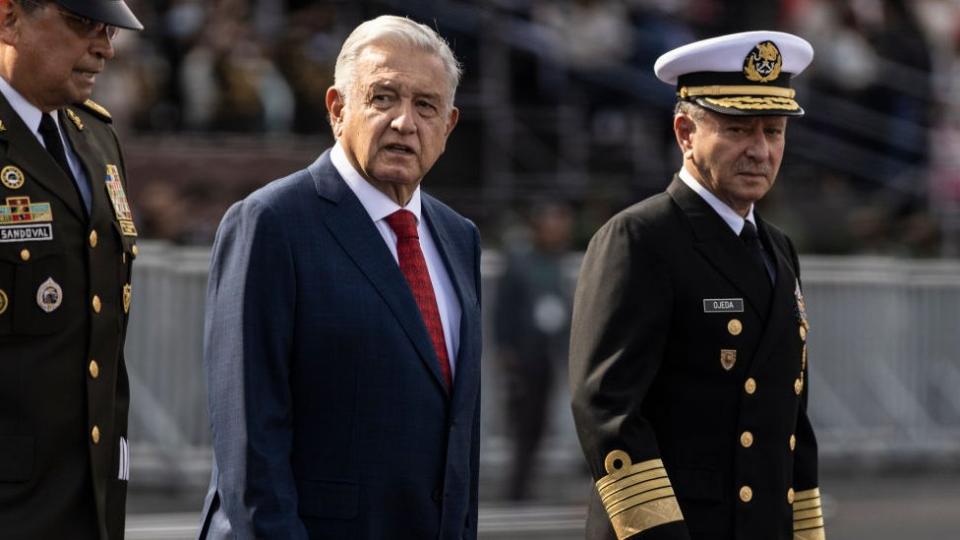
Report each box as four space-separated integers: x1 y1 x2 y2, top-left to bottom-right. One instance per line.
743 40 782 83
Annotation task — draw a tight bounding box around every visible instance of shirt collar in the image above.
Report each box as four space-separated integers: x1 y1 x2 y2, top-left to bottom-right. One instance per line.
679 166 756 235
0 75 62 140
331 141 422 224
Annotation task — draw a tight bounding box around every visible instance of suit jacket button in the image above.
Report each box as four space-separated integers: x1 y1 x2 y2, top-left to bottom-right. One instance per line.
89 360 100 379
92 295 102 314
787 488 795 504
20 249 30 261
91 425 100 444
744 378 757 395
89 230 98 248
789 434 797 451
739 485 753 503
740 431 754 448
727 318 743 336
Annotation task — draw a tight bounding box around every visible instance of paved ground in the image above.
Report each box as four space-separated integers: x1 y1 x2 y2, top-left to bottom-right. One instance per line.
127 468 960 539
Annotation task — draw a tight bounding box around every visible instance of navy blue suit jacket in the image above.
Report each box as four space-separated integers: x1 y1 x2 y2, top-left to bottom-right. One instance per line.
198 150 482 539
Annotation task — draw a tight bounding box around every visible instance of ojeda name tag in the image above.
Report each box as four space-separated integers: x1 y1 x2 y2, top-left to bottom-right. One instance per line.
703 298 744 313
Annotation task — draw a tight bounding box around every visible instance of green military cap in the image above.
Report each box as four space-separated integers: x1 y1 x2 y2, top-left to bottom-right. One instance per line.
52 0 143 30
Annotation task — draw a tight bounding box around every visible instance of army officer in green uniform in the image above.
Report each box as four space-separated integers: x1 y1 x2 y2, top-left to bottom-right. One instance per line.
570 31 825 540
0 1 143 538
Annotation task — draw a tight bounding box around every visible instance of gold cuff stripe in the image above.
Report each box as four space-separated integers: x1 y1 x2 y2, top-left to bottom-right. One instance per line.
794 517 825 530
599 469 669 500
703 96 800 111
606 481 674 514
794 508 823 520
793 498 821 511
793 488 821 501
794 527 826 540
596 458 665 491
608 494 685 540
680 85 796 98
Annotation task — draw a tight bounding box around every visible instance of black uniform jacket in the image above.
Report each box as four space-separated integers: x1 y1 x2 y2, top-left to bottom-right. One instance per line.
0 94 137 540
570 177 824 540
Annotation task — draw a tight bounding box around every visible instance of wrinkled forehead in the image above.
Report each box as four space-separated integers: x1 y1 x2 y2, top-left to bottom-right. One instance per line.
353 41 453 96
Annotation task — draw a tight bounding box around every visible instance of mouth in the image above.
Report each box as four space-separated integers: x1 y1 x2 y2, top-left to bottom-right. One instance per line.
74 70 100 83
383 143 416 156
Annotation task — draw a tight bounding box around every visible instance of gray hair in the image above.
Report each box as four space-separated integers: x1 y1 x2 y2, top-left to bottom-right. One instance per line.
674 100 707 122
334 15 462 107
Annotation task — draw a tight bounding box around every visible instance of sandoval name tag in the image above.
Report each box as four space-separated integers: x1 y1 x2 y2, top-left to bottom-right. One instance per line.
703 298 744 313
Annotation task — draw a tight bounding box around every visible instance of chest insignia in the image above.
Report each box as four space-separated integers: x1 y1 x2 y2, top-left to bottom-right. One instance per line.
36 277 63 313
720 349 737 371
104 165 137 237
703 298 744 313
0 196 54 243
1 166 25 189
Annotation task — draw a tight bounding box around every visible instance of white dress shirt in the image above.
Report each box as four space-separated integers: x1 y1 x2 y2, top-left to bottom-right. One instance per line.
0 76 92 211
679 166 758 235
331 142 461 376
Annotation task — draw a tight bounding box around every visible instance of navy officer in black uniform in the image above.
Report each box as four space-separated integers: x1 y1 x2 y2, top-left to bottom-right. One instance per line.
0 1 142 538
570 31 825 540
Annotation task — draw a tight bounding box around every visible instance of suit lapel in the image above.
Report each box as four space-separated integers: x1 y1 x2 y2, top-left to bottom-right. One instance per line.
60 108 111 229
422 198 479 403
310 153 450 395
0 95 86 221
668 177 771 316
748 219 797 372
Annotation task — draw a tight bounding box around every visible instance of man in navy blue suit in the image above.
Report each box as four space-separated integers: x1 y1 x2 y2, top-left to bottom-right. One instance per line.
198 15 482 540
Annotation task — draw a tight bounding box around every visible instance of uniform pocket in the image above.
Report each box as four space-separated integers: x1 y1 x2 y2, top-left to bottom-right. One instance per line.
0 435 33 482
0 243 68 336
298 480 359 520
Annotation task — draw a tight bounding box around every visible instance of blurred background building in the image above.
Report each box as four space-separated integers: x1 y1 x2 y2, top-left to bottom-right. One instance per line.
107 1 960 538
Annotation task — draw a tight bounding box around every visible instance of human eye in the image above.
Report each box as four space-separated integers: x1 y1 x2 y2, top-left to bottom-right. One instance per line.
416 98 439 117
369 93 394 108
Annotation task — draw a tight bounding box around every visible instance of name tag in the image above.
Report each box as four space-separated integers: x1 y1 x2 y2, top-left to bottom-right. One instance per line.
703 298 744 313
0 223 53 242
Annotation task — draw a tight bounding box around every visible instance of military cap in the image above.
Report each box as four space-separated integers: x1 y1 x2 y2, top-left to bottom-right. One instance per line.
654 30 813 117
52 0 143 30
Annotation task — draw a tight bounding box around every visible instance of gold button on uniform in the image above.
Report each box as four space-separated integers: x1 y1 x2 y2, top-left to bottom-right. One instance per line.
744 378 757 395
20 249 30 261
794 378 803 395
727 319 743 336
799 325 807 340
92 295 101 313
89 230 98 248
91 425 100 444
132 245 139 257
740 431 754 448
739 485 753 503
89 360 100 379
790 434 797 451
787 488 795 504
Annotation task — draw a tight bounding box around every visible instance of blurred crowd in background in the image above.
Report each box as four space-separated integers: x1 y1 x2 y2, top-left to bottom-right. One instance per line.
100 0 960 255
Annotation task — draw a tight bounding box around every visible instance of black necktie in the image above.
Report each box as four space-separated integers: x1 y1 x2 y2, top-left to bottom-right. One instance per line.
38 113 88 214
740 220 774 285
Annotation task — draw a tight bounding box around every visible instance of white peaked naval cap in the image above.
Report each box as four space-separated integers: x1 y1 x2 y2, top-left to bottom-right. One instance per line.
654 30 814 116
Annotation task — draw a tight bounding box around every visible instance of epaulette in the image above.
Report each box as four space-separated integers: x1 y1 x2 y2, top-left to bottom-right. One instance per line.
76 99 113 123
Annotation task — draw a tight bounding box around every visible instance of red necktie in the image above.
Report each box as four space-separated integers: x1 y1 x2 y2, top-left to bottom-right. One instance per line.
385 210 452 390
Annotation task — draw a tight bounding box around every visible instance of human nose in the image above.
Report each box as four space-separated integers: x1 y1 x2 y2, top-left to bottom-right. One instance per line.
389 100 417 134
90 29 115 60
743 127 768 160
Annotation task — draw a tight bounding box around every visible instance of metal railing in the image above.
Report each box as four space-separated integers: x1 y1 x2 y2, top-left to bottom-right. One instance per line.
123 242 960 486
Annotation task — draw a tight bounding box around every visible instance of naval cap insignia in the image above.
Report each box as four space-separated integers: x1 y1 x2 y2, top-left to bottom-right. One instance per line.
36 277 63 313
743 40 783 83
1 165 25 189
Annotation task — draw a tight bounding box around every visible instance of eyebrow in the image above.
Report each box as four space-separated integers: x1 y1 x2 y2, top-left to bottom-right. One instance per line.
368 82 443 102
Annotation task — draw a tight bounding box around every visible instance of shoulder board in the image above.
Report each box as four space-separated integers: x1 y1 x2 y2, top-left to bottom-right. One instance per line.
76 99 112 123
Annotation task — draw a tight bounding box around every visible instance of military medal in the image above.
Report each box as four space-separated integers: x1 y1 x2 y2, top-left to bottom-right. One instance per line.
1 165 25 189
104 164 138 237
36 277 63 313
